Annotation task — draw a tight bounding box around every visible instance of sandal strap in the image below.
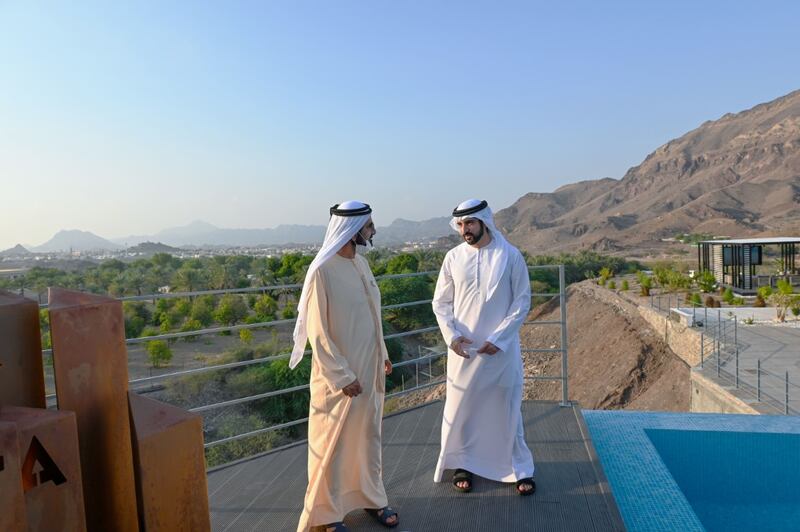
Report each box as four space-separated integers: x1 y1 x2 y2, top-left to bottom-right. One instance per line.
453 469 473 481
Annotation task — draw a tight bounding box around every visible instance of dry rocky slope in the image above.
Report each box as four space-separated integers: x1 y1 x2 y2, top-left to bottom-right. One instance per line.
393 281 690 412
495 89 800 255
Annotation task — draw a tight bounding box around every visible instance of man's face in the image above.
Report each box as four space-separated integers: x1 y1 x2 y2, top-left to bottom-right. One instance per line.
355 217 376 246
456 218 483 245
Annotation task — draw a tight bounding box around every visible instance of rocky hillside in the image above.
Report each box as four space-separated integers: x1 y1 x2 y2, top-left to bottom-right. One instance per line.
495 89 800 255
392 281 690 412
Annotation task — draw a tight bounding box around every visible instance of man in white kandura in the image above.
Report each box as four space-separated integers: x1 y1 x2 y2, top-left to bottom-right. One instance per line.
290 201 398 532
432 198 536 495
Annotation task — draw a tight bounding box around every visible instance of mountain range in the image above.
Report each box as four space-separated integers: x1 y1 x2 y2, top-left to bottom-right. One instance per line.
11 89 800 256
19 217 452 252
495 89 800 255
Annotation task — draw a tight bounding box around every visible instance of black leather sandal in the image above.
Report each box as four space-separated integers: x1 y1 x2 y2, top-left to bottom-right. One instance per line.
452 469 473 493
516 478 536 496
364 506 399 528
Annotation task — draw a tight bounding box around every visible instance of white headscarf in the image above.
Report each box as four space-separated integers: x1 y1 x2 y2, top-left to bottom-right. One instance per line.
450 199 512 301
289 200 373 369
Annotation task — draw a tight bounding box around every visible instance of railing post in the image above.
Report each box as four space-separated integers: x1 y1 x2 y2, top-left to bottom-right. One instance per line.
559 264 568 407
735 347 739 388
717 309 721 345
786 371 790 415
717 338 721 378
700 333 704 368
734 316 738 346
757 359 761 402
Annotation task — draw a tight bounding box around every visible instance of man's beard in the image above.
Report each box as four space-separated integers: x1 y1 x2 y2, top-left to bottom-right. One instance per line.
354 230 373 247
462 222 484 244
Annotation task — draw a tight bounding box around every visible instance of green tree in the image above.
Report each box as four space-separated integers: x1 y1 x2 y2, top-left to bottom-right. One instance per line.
146 340 173 368
239 328 254 345
190 296 215 326
214 294 249 326
180 318 203 342
253 294 278 321
385 254 420 274
767 279 797 322
123 302 152 338
172 267 206 293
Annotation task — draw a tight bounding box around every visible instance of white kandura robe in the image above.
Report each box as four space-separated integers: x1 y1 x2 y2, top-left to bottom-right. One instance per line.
432 237 535 483
297 254 389 532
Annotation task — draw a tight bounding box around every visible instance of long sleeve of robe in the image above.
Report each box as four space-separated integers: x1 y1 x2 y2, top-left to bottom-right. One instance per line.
297 254 388 532
432 237 535 483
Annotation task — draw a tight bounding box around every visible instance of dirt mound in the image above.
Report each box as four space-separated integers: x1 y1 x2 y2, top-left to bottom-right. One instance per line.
522 281 689 410
391 280 690 412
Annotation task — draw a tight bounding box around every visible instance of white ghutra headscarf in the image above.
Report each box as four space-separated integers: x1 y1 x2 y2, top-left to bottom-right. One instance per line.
289 200 373 369
450 198 512 301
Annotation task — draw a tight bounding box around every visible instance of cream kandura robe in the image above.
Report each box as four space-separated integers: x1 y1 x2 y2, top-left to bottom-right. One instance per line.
432 237 535 483
297 254 389 532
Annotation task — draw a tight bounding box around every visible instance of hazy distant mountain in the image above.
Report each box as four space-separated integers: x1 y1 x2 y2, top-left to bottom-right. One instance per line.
34 230 123 252
113 217 452 247
496 89 800 254
0 244 33 258
377 217 452 243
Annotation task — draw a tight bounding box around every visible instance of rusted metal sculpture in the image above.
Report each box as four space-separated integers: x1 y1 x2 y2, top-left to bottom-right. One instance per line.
0 420 27 532
0 290 46 409
128 392 211 532
48 288 138 531
0 407 86 531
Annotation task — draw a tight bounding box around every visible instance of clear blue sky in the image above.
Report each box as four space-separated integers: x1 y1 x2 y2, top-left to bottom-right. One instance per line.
1 1 799 249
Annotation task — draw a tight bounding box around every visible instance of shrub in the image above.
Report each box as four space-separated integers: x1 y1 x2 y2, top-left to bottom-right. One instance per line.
722 288 735 305
146 340 173 368
621 280 629 291
695 270 717 293
239 328 254 345
689 293 702 307
754 294 767 307
608 280 616 290
733 297 745 306
637 271 652 296
704 295 716 307
180 318 203 342
791 306 800 318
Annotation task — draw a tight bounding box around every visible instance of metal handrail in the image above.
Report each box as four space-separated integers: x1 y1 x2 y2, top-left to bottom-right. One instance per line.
37 270 439 309
38 265 569 463
652 293 797 414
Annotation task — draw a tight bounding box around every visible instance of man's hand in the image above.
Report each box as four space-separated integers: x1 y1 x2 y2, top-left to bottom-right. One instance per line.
384 359 393 375
450 336 474 358
476 341 500 355
342 379 362 397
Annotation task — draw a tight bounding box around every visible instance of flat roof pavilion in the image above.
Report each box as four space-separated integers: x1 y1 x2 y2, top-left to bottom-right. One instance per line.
697 237 800 294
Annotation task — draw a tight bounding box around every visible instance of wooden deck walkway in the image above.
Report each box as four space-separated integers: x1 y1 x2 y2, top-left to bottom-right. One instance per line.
207 401 625 531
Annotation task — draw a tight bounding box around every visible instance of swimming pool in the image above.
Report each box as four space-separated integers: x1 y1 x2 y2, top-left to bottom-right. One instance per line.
583 410 800 532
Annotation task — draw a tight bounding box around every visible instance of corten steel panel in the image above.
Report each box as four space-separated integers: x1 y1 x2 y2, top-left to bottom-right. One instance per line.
128 393 211 532
0 421 27 532
0 407 86 532
0 290 46 409
47 288 138 532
